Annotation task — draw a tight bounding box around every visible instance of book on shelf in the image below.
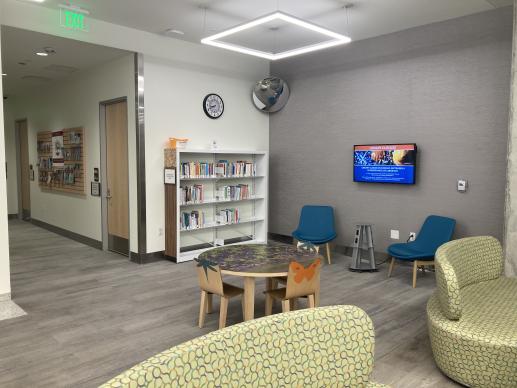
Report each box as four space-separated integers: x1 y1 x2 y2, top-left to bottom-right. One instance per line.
180 160 256 178
181 210 205 230
180 184 204 204
180 162 214 178
215 160 255 177
216 208 240 224
216 184 251 201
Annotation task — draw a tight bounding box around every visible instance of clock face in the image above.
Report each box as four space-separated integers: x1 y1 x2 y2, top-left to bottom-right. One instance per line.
203 94 224 119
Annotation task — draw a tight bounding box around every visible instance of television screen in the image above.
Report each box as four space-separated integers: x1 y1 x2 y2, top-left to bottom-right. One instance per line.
354 144 417 184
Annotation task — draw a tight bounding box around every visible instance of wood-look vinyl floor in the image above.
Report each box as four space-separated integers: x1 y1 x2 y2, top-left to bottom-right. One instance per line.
1 220 460 387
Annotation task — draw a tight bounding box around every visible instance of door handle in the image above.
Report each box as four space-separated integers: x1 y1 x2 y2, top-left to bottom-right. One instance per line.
106 188 112 200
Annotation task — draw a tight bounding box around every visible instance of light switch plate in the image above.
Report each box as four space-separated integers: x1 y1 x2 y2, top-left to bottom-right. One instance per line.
390 230 400 240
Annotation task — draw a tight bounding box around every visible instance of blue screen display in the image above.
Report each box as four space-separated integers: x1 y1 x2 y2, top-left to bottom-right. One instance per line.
354 144 417 184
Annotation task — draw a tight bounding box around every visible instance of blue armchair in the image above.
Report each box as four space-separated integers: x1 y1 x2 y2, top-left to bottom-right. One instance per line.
387 215 456 288
292 205 337 264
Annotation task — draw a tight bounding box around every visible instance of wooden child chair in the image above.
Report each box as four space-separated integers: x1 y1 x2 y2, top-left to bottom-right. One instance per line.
195 258 244 329
265 258 321 315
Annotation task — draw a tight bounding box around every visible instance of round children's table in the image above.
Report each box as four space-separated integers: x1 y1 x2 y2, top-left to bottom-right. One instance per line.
198 243 323 321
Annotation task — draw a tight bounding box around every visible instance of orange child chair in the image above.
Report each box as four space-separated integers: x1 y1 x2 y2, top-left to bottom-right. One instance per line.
265 258 321 315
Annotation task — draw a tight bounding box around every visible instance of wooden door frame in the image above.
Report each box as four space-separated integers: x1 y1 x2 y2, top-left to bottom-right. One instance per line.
99 97 129 253
15 118 30 220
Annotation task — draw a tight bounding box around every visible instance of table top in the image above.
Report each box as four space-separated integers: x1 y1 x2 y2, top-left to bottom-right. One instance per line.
198 243 323 277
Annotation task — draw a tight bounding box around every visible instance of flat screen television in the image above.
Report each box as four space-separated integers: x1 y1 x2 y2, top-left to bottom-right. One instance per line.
354 144 417 184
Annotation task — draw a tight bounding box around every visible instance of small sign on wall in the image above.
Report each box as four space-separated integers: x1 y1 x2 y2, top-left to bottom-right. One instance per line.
164 168 176 185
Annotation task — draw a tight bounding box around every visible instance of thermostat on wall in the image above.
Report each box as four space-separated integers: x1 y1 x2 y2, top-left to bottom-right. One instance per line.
457 179 468 193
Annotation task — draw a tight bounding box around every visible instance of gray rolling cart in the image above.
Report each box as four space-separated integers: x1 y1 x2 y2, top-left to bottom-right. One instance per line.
349 224 377 272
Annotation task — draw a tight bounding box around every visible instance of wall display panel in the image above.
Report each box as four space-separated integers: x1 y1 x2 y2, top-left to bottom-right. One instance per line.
37 127 85 195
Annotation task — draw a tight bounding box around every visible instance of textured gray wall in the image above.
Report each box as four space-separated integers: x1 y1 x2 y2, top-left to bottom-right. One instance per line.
270 7 513 253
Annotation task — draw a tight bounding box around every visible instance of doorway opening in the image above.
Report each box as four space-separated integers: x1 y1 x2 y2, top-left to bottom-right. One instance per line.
15 119 30 220
100 98 129 256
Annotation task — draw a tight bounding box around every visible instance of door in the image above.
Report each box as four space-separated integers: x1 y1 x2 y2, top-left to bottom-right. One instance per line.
17 119 30 220
104 100 129 255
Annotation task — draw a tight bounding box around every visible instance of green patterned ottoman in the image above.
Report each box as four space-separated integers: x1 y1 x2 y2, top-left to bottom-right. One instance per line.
101 305 389 387
427 236 517 387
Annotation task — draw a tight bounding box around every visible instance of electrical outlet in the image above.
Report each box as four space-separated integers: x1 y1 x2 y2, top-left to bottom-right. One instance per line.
409 232 416 241
390 230 400 240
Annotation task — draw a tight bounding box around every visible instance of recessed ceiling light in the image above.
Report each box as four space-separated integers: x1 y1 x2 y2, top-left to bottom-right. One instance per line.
29 0 45 2
201 11 352 60
36 52 49 56
1 73 6 76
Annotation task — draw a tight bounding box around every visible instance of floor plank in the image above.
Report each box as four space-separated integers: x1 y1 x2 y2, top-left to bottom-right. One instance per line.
1 220 460 387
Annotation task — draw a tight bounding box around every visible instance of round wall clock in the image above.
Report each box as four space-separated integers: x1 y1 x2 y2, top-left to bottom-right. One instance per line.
203 93 224 119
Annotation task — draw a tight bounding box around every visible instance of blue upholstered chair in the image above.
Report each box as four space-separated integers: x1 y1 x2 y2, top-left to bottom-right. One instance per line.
292 205 337 264
387 215 456 288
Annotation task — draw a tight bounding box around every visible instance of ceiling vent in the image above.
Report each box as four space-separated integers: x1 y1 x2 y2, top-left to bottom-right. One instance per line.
44 64 79 74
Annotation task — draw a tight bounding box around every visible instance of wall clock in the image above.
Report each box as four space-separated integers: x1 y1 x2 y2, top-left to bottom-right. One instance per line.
203 93 224 119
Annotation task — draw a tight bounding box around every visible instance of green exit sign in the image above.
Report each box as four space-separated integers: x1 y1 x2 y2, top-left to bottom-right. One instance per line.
60 8 89 32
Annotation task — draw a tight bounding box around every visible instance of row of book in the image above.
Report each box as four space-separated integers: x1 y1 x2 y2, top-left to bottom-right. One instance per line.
217 184 250 201
180 184 204 204
215 160 255 177
180 162 214 178
180 160 256 178
216 208 240 224
180 210 206 230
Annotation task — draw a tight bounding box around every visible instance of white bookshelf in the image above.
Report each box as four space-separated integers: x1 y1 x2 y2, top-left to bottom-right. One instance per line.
175 149 268 263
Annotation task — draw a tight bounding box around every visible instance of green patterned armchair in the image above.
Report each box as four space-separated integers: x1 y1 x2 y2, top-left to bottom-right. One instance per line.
101 305 389 387
427 236 517 387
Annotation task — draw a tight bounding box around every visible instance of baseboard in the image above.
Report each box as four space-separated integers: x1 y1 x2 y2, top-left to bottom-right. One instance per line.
8 214 18 220
268 232 390 262
0 293 11 302
30 219 103 250
130 251 175 264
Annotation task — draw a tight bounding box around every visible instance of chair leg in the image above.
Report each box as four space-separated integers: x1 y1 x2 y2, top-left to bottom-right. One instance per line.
219 296 229 330
290 298 297 311
206 293 213 314
325 243 332 265
412 261 418 288
199 290 208 328
308 294 315 308
265 294 273 316
281 299 290 313
388 257 396 278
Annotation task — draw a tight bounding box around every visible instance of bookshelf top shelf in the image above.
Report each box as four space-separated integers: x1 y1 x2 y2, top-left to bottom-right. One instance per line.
179 175 264 181
177 149 268 155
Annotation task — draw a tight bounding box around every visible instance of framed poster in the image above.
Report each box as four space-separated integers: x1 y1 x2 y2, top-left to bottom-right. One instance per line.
52 130 64 168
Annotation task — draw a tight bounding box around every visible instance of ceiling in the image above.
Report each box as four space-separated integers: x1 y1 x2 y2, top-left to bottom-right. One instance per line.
1 26 129 96
32 0 513 47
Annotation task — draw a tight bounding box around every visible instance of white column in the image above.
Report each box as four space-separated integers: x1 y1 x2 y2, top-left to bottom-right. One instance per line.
0 27 12 297
504 2 517 277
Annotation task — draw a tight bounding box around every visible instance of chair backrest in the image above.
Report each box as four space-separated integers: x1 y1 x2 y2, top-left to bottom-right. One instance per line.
101 305 384 388
296 205 336 239
435 236 503 320
285 258 321 299
414 215 456 253
195 258 224 296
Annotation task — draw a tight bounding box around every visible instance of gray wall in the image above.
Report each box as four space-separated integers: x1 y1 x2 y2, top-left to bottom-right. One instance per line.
270 7 513 253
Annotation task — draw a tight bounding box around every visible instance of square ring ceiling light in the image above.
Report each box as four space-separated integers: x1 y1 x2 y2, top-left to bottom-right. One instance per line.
201 12 352 60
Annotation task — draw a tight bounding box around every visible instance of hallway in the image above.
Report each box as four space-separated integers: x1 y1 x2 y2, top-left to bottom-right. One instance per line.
1 220 457 387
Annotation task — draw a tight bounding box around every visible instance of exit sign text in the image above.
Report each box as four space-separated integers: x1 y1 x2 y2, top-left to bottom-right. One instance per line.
60 9 88 32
